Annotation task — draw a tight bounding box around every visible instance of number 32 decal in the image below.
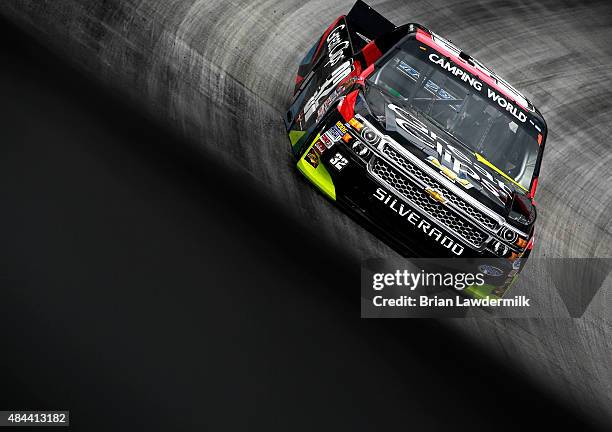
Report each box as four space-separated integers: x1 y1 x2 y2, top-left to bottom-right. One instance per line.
330 152 348 171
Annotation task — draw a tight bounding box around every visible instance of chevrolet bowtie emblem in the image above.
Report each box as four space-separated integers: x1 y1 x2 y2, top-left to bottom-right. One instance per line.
425 187 447 204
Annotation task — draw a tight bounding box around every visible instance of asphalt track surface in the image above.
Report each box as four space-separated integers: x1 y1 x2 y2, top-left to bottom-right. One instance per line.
0 0 610 428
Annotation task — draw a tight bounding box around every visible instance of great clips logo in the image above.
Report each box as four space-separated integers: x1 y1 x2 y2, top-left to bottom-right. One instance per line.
303 23 353 122
388 104 513 204
325 24 351 67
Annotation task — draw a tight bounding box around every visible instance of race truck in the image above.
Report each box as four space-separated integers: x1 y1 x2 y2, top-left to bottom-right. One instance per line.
284 1 547 297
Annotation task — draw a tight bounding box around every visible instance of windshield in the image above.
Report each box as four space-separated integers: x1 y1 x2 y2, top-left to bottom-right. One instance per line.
366 38 542 191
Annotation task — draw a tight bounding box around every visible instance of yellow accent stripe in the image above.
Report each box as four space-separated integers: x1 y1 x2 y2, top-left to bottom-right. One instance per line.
475 153 527 191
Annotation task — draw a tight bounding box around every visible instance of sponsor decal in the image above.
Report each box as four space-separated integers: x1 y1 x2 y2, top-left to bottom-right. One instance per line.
486 88 527 123
314 140 327 155
320 133 333 148
427 53 527 123
335 121 348 134
397 60 421 81
326 125 344 142
348 117 364 131
397 59 473 106
304 148 319 168
428 53 483 92
373 187 465 256
329 152 349 171
428 31 530 110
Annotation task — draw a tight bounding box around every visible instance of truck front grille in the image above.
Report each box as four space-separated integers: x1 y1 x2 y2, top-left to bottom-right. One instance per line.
370 157 488 249
381 145 500 232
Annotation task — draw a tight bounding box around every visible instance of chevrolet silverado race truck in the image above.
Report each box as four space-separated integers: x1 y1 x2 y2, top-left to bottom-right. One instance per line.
284 1 547 297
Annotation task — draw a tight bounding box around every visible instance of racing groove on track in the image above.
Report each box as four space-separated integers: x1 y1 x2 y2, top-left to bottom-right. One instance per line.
1 0 610 426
